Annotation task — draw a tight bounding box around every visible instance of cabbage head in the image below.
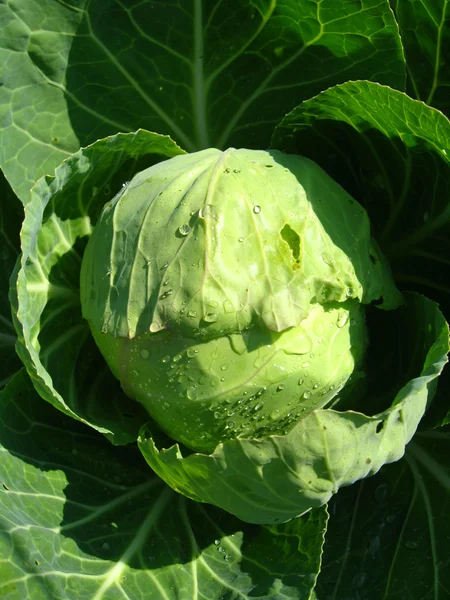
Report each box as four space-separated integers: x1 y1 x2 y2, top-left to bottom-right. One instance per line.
80 148 403 456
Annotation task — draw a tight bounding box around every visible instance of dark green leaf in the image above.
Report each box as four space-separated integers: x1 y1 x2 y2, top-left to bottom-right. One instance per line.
315 430 450 599
391 0 450 114
0 0 406 202
0 170 23 389
0 370 327 600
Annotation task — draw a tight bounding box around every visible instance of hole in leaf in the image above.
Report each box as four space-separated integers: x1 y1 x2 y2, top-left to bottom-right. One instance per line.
280 224 301 267
376 420 384 433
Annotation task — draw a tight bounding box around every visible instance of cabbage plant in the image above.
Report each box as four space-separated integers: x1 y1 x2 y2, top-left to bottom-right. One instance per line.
2 1 450 599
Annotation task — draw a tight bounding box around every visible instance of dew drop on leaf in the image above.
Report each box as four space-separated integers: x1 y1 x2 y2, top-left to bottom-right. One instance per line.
178 224 191 236
186 387 198 400
405 540 418 550
203 312 217 323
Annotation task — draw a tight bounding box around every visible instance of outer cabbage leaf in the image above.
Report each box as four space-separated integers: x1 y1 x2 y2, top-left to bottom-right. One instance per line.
0 170 23 388
138 293 449 524
272 79 450 425
9 130 185 444
315 428 450 599
0 0 405 203
390 0 450 116
0 370 327 600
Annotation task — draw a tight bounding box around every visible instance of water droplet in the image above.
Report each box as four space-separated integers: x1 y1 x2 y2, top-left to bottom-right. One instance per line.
173 354 183 363
405 540 418 550
386 515 396 524
229 335 247 355
284 333 312 355
303 390 311 399
253 205 261 214
321 253 334 267
199 204 213 218
187 387 198 400
238 237 244 242
178 224 191 236
214 539 220 546
367 536 380 555
277 384 285 391
224 554 232 561
210 376 220 388
298 378 304 385
219 300 233 315
253 402 264 412
233 168 241 173
337 312 349 328
162 355 170 363
160 289 173 299
140 349 149 359
187 348 198 358
301 361 310 368
351 572 366 588
203 312 217 323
